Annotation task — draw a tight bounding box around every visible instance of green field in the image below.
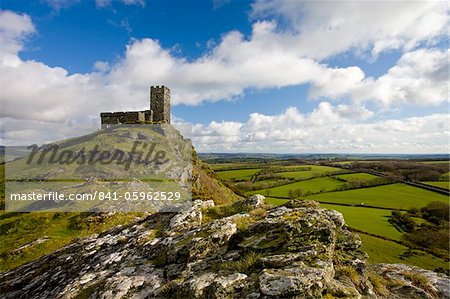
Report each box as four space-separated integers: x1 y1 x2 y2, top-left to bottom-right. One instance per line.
265 198 404 240
278 170 325 180
247 176 345 197
307 183 448 210
334 172 379 181
422 181 449 190
216 168 261 180
359 233 448 271
262 198 449 271
209 163 240 170
418 161 449 164
320 204 402 240
281 165 342 172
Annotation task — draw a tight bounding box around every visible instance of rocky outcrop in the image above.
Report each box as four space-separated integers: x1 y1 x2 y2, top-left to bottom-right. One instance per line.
370 264 450 299
0 198 448 298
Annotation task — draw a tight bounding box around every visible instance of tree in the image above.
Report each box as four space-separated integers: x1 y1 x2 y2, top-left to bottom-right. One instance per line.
421 201 449 224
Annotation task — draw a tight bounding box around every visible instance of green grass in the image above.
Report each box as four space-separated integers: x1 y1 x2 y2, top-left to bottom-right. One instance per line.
320 204 402 240
422 181 449 190
278 170 325 180
0 211 140 271
264 197 289 206
215 168 261 181
334 173 379 181
246 177 345 197
359 233 448 271
264 199 403 240
208 163 239 170
307 183 448 210
418 161 449 164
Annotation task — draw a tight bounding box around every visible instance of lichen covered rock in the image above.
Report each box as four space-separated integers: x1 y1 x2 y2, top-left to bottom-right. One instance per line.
0 199 448 299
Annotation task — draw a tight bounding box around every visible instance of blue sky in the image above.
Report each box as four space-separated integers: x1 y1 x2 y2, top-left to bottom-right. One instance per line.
0 0 448 153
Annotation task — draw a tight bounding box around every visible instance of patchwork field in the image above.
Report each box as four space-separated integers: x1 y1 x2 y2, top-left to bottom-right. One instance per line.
212 160 449 272
307 183 448 210
246 176 345 197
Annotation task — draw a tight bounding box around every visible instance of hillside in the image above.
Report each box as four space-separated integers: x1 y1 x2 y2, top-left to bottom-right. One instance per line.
0 125 240 270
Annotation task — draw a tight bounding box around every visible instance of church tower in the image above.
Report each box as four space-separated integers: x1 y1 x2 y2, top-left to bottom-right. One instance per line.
150 86 170 123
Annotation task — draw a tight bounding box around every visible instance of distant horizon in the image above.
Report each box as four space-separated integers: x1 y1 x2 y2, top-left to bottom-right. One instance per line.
2 145 449 158
198 152 450 158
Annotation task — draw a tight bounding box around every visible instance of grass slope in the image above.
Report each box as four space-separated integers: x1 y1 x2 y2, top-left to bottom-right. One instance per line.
0 212 140 271
359 233 448 271
320 204 402 240
307 183 448 210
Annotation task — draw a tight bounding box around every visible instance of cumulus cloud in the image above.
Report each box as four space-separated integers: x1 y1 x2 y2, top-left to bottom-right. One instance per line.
0 10 35 64
0 5 448 152
310 48 449 108
251 0 448 58
181 107 449 154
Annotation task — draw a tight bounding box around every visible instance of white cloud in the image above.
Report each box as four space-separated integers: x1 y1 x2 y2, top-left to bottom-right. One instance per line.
310 48 449 108
363 48 448 107
96 0 145 8
182 107 449 154
42 0 80 10
250 0 448 59
0 10 35 64
213 0 231 10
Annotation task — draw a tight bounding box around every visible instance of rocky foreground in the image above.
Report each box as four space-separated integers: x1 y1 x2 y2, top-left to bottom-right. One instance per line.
0 197 448 298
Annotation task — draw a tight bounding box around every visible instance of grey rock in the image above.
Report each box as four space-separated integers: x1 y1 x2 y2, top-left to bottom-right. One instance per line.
1 199 448 299
244 194 265 208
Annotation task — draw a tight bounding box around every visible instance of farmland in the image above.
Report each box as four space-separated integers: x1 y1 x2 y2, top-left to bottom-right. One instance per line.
307 183 448 210
211 159 450 272
216 168 261 181
246 176 346 197
333 172 379 181
320 203 402 240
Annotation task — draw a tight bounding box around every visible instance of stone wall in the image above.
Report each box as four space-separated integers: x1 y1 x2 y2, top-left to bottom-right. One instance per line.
100 111 149 127
100 85 170 126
